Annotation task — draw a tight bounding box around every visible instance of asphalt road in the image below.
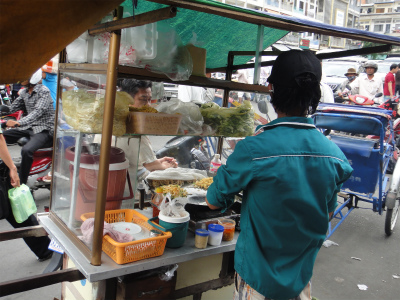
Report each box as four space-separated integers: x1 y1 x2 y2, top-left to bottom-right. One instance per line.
1 102 399 299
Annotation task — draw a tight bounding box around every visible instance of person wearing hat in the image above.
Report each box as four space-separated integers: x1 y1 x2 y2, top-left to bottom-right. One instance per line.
3 69 55 185
206 50 353 300
349 61 383 103
336 67 359 100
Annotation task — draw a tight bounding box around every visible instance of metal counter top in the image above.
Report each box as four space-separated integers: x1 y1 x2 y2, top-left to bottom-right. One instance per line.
38 212 237 282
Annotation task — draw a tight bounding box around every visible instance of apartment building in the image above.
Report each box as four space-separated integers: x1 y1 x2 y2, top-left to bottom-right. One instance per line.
359 0 400 38
219 0 360 49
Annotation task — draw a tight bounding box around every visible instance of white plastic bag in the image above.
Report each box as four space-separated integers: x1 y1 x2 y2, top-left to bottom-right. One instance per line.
157 98 203 134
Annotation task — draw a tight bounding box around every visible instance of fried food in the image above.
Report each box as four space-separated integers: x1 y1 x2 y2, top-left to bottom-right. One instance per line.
129 105 158 113
159 184 188 198
193 177 213 190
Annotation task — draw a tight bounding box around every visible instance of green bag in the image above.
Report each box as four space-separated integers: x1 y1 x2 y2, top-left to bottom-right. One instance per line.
8 184 37 223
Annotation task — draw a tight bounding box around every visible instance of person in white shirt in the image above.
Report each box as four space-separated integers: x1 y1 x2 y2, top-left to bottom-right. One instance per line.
178 73 215 104
350 61 383 103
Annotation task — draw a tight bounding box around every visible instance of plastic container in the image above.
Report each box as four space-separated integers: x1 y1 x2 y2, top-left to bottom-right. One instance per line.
195 229 209 249
66 144 133 220
218 218 236 241
81 209 172 264
151 188 163 224
209 154 222 175
158 211 190 248
207 224 224 246
126 112 182 135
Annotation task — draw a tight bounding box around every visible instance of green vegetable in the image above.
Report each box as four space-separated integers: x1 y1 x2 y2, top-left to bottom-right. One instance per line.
200 100 254 137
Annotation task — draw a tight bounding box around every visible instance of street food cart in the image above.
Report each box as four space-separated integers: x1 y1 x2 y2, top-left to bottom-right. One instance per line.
1 0 400 299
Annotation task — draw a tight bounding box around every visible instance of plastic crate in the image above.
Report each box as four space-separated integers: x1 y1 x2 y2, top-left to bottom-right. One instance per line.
81 209 172 264
126 112 182 135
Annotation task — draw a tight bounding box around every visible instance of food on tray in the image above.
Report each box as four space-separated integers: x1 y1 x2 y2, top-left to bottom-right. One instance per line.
129 105 158 113
146 168 207 188
158 184 188 198
62 90 133 136
194 177 213 190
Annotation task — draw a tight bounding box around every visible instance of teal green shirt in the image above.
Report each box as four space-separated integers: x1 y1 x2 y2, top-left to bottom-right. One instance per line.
207 117 353 300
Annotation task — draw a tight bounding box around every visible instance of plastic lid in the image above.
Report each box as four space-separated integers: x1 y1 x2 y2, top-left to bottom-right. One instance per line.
195 229 210 237
208 224 224 233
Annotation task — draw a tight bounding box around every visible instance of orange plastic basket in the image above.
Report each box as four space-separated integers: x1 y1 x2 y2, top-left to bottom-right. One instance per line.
81 209 172 264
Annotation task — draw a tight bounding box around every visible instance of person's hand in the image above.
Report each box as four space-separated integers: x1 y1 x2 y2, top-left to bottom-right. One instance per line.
6 120 20 128
9 167 20 188
158 156 178 169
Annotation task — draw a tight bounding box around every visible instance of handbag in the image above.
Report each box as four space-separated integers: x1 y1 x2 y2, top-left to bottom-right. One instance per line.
8 184 37 223
0 161 12 220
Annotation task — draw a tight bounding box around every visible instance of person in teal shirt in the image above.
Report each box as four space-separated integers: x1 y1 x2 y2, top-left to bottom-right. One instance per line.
206 50 353 300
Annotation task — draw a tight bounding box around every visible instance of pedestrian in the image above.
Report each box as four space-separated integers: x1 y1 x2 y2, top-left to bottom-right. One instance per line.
206 50 353 300
350 61 383 103
383 63 399 101
1 117 52 262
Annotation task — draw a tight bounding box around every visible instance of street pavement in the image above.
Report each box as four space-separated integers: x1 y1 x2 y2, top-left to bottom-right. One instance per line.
1 102 400 299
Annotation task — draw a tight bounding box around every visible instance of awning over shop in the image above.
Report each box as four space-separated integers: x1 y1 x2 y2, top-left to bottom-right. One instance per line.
1 0 400 83
0 0 125 83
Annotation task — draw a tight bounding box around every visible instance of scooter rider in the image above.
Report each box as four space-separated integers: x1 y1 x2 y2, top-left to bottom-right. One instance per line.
349 61 383 104
336 67 359 100
3 69 55 185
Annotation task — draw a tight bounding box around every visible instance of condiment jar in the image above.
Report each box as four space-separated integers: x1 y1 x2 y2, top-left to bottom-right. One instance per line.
218 218 236 241
207 224 224 246
195 229 209 249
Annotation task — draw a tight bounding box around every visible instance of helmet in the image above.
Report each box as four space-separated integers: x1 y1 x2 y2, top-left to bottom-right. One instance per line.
364 61 378 72
29 69 43 85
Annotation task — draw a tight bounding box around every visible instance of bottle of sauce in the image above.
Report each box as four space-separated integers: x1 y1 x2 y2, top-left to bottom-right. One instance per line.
209 154 222 175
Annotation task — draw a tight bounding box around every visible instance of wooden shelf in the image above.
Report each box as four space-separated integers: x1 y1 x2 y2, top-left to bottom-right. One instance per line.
59 63 271 94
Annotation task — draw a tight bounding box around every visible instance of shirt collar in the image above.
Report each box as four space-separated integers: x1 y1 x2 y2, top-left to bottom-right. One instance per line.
255 117 315 134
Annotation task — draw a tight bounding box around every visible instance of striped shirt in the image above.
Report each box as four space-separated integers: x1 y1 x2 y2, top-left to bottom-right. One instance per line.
9 84 55 134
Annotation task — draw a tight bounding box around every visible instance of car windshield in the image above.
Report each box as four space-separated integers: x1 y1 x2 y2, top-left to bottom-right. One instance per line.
322 63 357 77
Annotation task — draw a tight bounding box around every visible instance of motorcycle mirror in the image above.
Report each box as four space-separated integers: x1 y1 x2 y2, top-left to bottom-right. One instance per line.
375 92 383 98
0 105 10 113
257 99 269 114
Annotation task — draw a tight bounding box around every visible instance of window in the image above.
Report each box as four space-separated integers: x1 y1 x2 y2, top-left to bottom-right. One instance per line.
376 8 384 13
374 24 383 32
388 8 393 13
365 25 370 31
318 0 323 12
385 24 391 33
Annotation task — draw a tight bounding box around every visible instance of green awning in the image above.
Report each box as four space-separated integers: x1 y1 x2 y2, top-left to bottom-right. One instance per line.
121 0 288 69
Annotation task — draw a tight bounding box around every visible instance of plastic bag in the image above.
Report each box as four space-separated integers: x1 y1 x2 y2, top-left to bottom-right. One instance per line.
159 195 188 218
132 22 192 81
62 90 133 136
157 98 203 134
66 32 89 63
8 184 37 223
200 101 255 137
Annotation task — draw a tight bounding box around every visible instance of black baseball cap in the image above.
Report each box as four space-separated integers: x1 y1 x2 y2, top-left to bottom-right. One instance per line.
268 50 322 88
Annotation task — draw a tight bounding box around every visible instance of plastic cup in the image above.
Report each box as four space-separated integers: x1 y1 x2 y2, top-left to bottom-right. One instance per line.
207 224 224 246
218 218 236 241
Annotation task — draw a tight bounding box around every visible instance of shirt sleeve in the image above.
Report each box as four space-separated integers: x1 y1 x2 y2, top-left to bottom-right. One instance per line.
18 88 52 127
327 160 353 212
206 141 254 210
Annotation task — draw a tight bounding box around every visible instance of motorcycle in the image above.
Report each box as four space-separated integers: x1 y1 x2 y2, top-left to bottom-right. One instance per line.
0 105 53 194
155 136 210 171
341 85 383 106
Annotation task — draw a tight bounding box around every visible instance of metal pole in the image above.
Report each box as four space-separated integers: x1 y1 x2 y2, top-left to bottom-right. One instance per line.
91 6 123 266
253 25 264 85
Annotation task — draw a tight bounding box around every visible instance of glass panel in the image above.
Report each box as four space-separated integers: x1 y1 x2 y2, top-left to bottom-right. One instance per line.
51 72 140 247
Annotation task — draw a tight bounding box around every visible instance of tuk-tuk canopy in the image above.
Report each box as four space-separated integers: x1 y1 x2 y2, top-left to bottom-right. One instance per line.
1 0 400 83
